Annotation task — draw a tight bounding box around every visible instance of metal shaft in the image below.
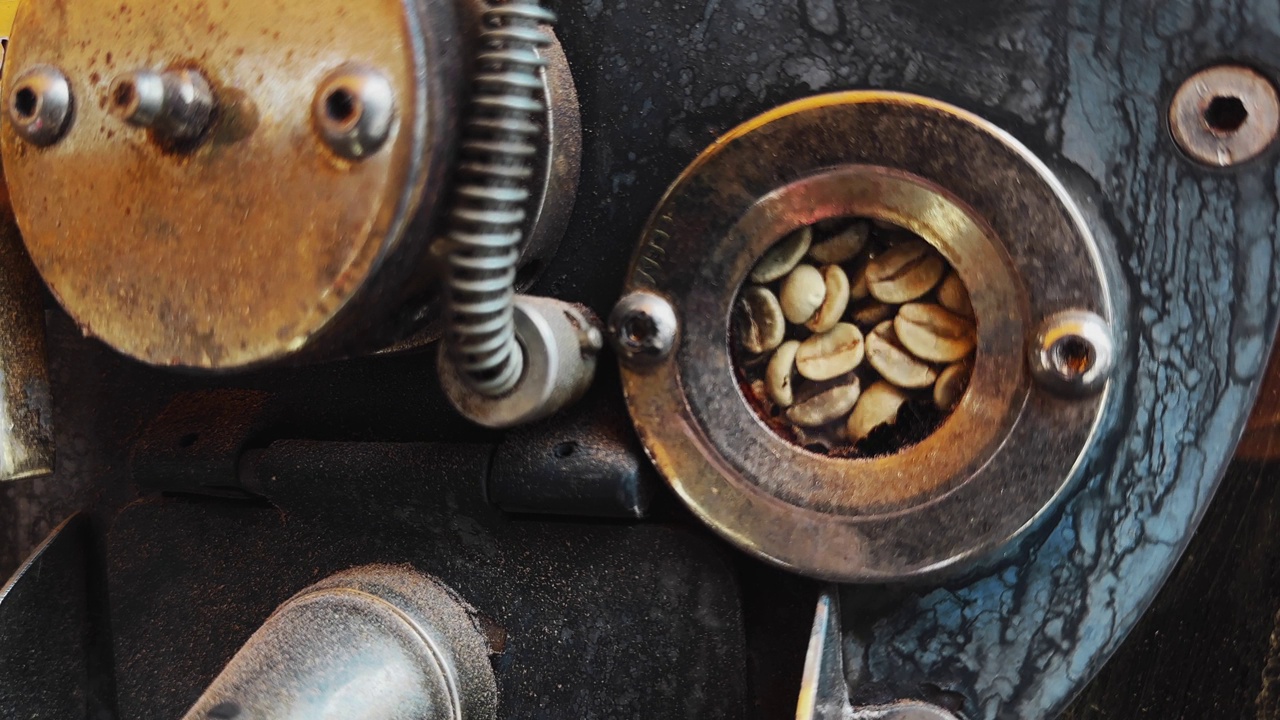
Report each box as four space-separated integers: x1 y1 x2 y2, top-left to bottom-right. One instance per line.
0 184 53 481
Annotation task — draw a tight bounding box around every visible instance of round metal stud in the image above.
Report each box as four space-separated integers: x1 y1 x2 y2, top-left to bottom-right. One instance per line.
1029 310 1115 397
313 65 396 160
109 68 215 144
1169 65 1280 167
609 291 678 365
7 65 72 147
109 70 166 127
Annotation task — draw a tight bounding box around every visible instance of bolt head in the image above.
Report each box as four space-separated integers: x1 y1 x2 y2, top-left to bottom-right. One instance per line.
313 65 396 160
8 65 73 147
1029 310 1115 397
609 291 678 365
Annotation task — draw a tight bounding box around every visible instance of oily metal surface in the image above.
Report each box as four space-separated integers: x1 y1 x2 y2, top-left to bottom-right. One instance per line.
620 92 1115 581
0 181 52 480
0 0 440 369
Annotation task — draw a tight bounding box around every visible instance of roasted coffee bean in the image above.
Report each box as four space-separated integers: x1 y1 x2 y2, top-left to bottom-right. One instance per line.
737 286 786 354
866 239 945 303
809 221 869 264
806 265 850 332
934 361 971 411
796 322 865 381
866 320 938 388
850 301 894 328
766 340 801 407
894 303 976 363
847 381 907 441
750 227 812 283
848 259 870 301
786 379 862 427
937 272 973 318
780 264 826 324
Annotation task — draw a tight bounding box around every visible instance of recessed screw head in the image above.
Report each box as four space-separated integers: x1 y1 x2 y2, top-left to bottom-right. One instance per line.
1029 310 1115 397
1170 65 1280 167
313 65 395 160
8 65 73 147
609 291 678 365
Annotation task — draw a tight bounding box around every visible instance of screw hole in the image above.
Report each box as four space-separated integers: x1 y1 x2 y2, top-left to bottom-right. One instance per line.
1051 336 1095 379
13 86 38 121
178 433 200 449
552 441 577 459
622 315 656 345
324 87 359 127
1203 95 1248 134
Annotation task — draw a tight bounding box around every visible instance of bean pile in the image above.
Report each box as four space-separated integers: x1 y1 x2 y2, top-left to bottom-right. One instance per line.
733 218 976 457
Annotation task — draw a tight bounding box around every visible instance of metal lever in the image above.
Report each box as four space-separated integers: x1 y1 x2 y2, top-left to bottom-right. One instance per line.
797 589 959 720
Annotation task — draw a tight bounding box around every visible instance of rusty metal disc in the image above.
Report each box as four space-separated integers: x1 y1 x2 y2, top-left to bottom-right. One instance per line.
0 0 465 369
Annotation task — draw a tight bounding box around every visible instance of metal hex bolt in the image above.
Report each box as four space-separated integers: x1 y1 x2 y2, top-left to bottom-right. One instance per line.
609 291 678 365
8 65 73 147
1029 310 1115 397
313 65 396 160
1170 65 1280 167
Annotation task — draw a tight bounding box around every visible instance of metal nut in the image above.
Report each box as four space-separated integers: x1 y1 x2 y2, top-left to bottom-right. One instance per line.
936 272 973 318
786 380 861 427
846 380 907 441
795 322 865 381
808 221 868 264
737 286 786 354
933 361 971 411
865 320 938 389
779 264 826 324
609 291 678 365
751 227 812 283
805 264 850 332
893 303 976 363
766 339 801 407
866 239 945 303
7 65 73 147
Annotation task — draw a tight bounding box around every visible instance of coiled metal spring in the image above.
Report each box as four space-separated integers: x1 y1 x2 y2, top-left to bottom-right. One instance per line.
444 0 556 396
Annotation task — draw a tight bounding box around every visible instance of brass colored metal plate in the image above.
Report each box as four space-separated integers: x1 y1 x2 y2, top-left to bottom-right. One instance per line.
1 0 445 368
0 0 18 41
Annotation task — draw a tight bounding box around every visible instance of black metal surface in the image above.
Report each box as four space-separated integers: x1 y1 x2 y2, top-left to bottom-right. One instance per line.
0 514 113 718
109 442 748 719
488 390 656 518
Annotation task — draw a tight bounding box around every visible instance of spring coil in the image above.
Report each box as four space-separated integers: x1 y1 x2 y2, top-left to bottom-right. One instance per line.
444 0 556 396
